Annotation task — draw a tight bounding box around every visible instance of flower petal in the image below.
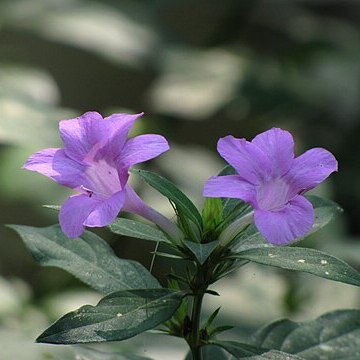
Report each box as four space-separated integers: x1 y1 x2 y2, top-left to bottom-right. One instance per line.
203 175 256 205
59 112 143 162
252 128 294 176
285 148 338 194
59 112 102 161
22 148 85 188
217 136 271 184
118 134 169 168
102 112 144 158
254 195 314 245
59 194 99 238
84 191 125 227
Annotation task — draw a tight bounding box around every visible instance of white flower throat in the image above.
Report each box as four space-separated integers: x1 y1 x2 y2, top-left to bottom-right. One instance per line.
256 177 292 211
83 158 121 199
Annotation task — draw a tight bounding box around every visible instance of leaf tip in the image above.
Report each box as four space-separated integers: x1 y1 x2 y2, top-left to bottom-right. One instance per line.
4 224 21 233
129 168 141 175
42 204 61 211
35 333 47 344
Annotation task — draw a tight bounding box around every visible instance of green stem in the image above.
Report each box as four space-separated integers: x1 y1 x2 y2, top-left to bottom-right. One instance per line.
189 291 205 360
186 244 225 358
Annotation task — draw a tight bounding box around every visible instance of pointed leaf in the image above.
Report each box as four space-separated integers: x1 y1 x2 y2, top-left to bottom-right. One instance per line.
108 218 170 243
205 307 221 329
208 325 234 337
37 288 185 344
205 289 220 296
223 200 251 224
252 319 299 350
231 224 268 251
9 224 160 294
202 197 223 235
233 246 360 287
183 240 218 264
164 277 188 336
253 309 360 359
74 346 154 360
217 164 236 177
308 195 343 234
131 169 202 230
43 205 61 211
151 252 183 259
211 340 303 359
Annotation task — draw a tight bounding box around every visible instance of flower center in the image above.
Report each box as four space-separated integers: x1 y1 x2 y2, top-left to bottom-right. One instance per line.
256 177 291 211
83 159 121 199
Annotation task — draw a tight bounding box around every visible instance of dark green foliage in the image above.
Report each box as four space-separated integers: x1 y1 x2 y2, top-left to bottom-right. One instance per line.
183 240 218 265
211 340 303 359
37 289 185 344
253 310 360 359
9 224 160 294
233 246 360 287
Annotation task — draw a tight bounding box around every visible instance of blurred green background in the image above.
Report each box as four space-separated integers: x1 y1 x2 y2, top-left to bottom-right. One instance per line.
1 0 360 359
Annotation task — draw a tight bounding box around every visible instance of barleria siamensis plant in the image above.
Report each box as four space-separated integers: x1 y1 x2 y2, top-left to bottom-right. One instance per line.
9 111 360 360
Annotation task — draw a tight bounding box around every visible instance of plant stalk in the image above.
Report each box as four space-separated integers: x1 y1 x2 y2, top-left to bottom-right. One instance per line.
189 291 205 360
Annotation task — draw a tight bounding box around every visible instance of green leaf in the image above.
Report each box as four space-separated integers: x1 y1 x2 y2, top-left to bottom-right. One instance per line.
183 240 218 265
205 289 220 296
202 197 223 234
43 204 61 211
205 307 221 329
253 309 360 359
231 224 268 251
9 224 160 294
108 218 170 243
37 288 185 344
217 165 236 176
151 251 183 259
164 277 189 336
253 319 300 350
233 246 360 287
223 200 251 224
211 340 303 359
131 169 202 230
208 325 234 337
232 195 342 251
307 195 343 234
74 346 154 360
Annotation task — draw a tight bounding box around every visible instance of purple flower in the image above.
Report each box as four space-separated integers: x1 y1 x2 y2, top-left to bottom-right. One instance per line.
23 111 170 238
203 128 338 245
